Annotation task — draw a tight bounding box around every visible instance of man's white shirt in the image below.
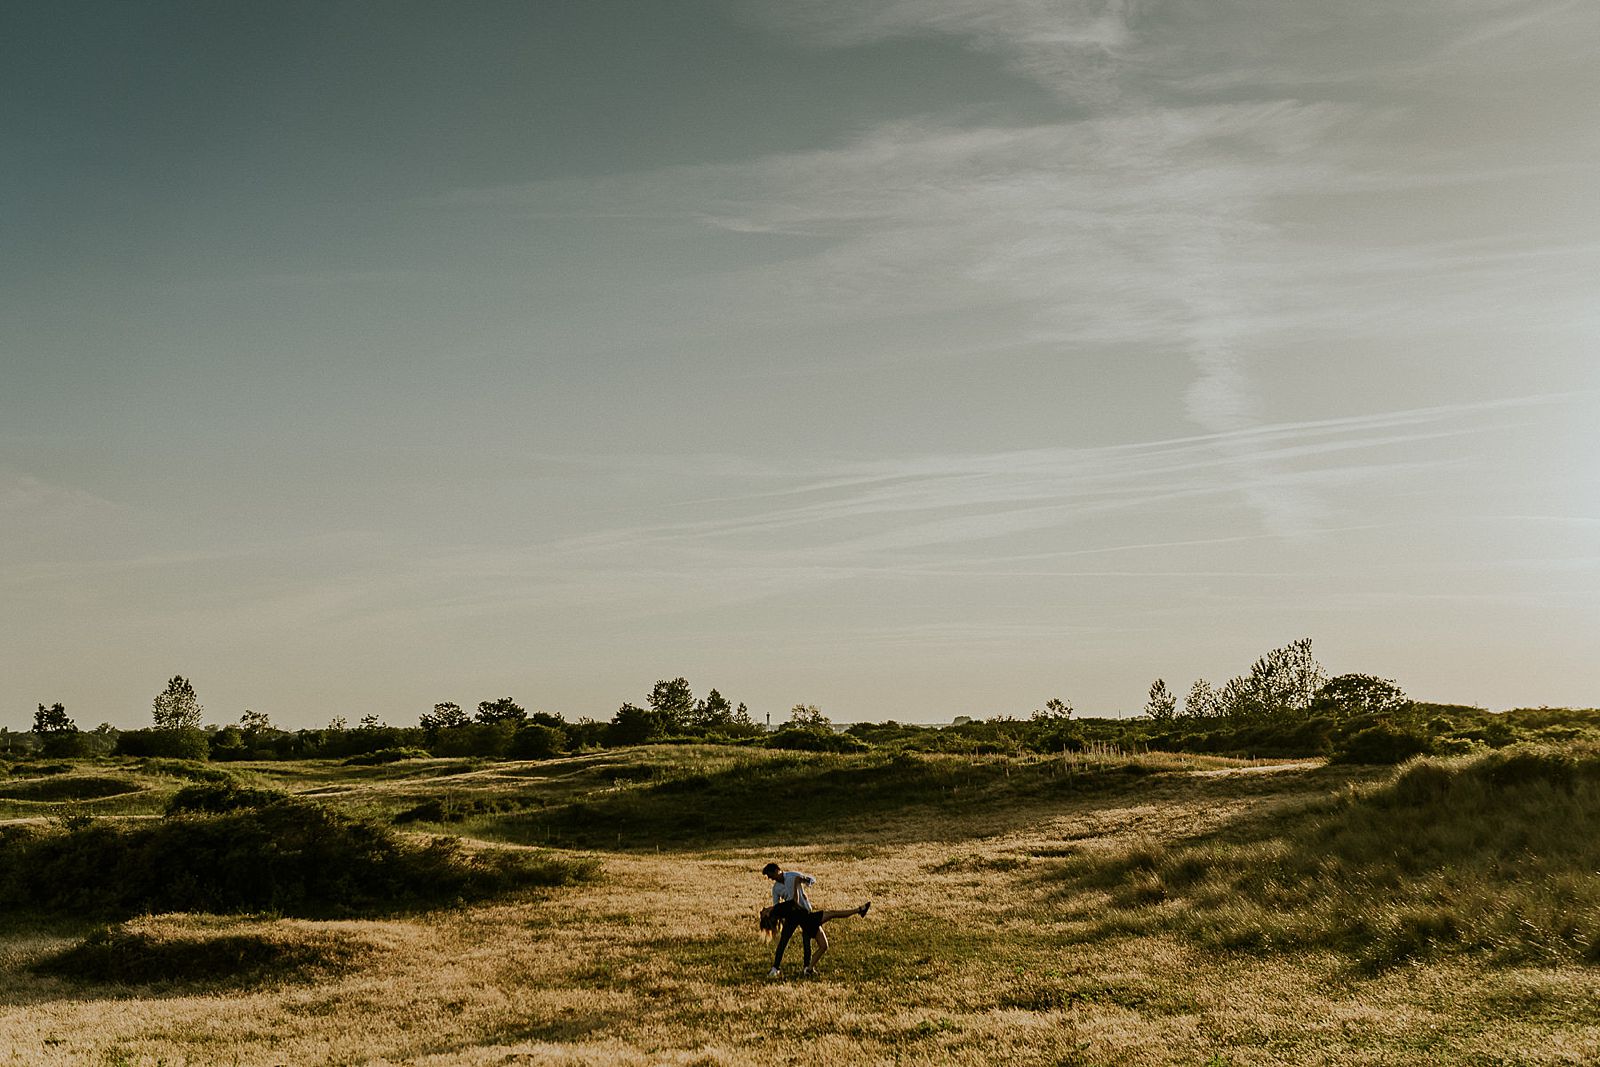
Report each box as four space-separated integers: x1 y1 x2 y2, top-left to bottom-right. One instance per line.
772 870 815 911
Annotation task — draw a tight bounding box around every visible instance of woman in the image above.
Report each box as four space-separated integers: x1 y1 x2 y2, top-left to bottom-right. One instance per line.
759 862 870 976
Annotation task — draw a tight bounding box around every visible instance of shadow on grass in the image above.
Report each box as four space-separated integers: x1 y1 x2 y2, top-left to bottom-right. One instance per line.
462 751 1264 852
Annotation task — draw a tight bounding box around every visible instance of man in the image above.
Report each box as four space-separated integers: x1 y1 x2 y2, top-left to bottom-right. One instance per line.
761 862 870 977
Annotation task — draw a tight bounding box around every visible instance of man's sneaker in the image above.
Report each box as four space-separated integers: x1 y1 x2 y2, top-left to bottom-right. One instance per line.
859 901 871 917
766 967 781 979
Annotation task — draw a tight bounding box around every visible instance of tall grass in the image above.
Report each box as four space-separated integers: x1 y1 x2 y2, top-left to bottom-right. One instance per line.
1057 743 1600 969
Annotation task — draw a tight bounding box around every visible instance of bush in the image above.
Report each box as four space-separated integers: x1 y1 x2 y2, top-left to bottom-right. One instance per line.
0 795 598 918
139 759 235 783
1332 722 1432 764
32 921 365 987
114 729 211 761
0 775 144 802
765 728 868 753
342 747 432 766
165 782 287 815
392 794 540 824
509 723 567 760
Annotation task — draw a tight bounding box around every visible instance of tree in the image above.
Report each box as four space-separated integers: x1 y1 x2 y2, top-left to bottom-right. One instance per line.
238 709 274 736
358 714 381 730
649 678 695 732
1145 680 1177 721
1032 697 1073 720
152 676 203 730
692 688 734 730
609 702 665 745
421 701 469 733
788 704 831 731
1184 678 1221 719
33 702 76 735
1218 638 1325 722
326 716 348 732
476 697 527 726
1311 674 1411 724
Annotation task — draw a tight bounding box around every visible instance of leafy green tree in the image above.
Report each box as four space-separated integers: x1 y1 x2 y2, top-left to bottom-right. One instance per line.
692 688 734 729
1184 678 1221 719
476 697 527 726
510 723 566 760
788 704 831 731
609 702 665 745
1219 638 1325 722
421 701 469 735
649 678 695 731
33 702 76 735
238 709 274 736
1032 697 1073 720
1311 674 1411 724
152 676 203 730
358 714 381 730
1145 680 1177 721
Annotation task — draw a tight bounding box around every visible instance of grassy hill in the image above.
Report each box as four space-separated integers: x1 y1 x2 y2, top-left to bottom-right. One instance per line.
1 743 1596 1065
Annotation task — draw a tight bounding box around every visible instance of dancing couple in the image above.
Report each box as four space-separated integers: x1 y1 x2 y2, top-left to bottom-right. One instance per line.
759 861 870 978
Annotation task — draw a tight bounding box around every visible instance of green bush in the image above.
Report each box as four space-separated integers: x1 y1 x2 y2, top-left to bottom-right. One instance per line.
392 794 540 824
0 795 597 918
0 775 143 802
1332 722 1432 764
509 723 567 760
165 782 288 815
342 747 432 766
765 728 868 753
139 759 235 783
32 922 364 987
114 729 211 760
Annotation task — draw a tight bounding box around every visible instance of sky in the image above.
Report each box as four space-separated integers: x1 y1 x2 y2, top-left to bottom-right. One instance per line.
3 0 1597 730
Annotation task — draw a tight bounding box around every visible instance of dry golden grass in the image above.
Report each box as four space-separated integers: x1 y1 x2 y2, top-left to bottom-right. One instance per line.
1 749 1595 1065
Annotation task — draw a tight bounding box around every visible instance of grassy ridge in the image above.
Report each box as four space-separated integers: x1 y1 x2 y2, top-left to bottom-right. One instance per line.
0 789 597 919
424 746 1258 849
1057 743 1600 968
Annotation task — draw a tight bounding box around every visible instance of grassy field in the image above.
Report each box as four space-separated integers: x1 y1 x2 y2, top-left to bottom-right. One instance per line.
1 745 1597 1065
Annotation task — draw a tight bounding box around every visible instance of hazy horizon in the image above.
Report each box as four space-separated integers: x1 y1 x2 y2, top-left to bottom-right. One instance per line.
4 1 1597 730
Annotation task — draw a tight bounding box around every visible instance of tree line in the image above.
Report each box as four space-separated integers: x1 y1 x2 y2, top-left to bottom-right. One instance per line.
11 640 1579 764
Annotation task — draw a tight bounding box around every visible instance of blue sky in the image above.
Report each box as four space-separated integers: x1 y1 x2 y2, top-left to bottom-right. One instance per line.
3 0 1597 728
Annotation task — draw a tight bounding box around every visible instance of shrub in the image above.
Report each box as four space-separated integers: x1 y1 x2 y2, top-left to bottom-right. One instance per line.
165 782 287 815
0 775 144 802
392 794 540 824
32 921 365 987
765 728 868 753
1332 722 1431 764
342 747 432 766
139 759 235 783
114 728 210 761
1478 745 1577 789
509 723 567 760
0 796 597 918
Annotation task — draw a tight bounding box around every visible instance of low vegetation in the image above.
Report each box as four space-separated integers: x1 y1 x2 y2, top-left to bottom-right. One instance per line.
2 715 1598 1063
0 785 597 919
1056 742 1600 970
32 916 372 988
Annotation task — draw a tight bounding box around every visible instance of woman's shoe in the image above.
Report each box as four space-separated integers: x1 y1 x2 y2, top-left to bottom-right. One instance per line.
858 901 871 917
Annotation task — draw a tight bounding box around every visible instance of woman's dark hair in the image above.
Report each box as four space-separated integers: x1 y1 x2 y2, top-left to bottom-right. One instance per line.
759 905 779 938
